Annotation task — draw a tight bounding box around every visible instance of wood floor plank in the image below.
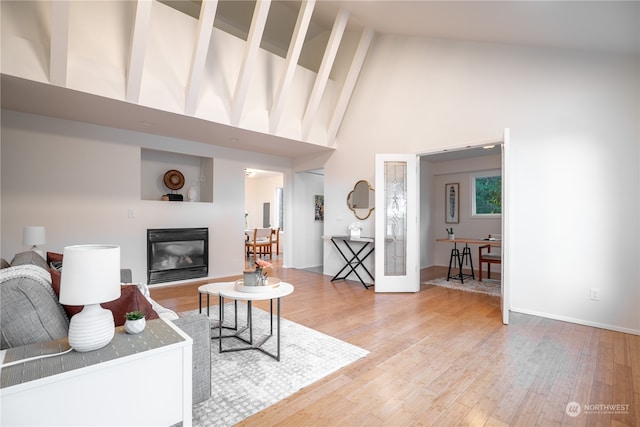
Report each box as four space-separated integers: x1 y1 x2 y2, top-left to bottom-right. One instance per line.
149 257 640 426
537 370 576 426
566 327 601 420
511 390 548 426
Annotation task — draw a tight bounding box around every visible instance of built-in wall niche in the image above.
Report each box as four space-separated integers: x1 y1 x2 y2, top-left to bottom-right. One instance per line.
141 148 213 203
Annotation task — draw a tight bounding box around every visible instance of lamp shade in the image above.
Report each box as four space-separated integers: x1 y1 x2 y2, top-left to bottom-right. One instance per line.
23 226 46 246
59 245 121 306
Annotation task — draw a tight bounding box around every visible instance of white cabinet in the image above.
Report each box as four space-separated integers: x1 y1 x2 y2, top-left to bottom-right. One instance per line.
1 319 192 427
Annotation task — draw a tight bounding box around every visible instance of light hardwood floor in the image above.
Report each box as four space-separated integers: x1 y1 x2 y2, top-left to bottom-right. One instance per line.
150 257 639 426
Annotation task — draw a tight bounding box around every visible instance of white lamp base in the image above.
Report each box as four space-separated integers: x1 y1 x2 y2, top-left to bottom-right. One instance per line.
30 246 45 260
68 304 115 352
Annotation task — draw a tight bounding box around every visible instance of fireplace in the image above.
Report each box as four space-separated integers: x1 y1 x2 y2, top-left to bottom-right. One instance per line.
147 228 208 284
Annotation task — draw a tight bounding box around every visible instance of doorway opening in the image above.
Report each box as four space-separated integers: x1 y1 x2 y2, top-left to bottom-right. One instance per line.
418 142 505 311
245 168 284 260
293 168 324 274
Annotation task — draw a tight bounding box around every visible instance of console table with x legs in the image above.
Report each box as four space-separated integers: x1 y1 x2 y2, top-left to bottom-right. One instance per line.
330 235 375 289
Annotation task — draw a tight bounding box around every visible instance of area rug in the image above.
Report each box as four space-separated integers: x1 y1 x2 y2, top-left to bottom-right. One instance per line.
179 305 369 427
423 277 501 297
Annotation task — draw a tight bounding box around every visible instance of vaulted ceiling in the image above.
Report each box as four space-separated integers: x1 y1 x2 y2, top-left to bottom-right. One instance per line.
163 1 639 55
323 1 639 54
2 1 638 160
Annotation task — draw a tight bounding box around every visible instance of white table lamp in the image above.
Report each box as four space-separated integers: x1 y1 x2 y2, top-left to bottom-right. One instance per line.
23 226 46 258
59 245 121 352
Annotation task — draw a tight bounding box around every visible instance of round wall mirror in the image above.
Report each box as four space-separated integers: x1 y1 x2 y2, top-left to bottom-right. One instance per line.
347 180 375 220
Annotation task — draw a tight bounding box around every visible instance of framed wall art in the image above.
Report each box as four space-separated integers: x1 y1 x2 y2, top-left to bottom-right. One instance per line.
314 194 324 221
445 183 459 224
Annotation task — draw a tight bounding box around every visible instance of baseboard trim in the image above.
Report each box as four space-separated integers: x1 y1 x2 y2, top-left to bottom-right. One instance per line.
510 307 640 336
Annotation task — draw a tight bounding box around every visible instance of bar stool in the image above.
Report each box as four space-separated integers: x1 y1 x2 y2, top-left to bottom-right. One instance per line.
446 242 475 283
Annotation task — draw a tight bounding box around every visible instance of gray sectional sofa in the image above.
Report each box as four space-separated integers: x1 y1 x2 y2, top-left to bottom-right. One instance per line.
0 250 212 404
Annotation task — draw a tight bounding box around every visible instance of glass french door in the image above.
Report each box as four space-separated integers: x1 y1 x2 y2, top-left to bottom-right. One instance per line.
374 154 419 292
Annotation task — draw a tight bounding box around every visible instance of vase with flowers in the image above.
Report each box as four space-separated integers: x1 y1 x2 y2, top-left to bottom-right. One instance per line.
255 259 272 286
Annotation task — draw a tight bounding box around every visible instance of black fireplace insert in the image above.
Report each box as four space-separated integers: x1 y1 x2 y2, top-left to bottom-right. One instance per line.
147 228 208 284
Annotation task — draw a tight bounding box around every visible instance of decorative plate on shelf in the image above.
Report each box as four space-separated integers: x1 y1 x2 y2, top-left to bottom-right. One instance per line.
235 277 281 293
163 169 185 190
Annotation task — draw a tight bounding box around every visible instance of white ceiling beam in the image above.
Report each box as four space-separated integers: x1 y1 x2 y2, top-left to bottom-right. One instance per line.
327 28 374 145
269 0 315 134
126 0 152 103
50 1 69 87
230 0 271 126
185 0 218 116
301 8 349 140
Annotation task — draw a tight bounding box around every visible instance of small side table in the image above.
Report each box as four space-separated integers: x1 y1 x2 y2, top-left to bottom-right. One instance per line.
218 282 294 361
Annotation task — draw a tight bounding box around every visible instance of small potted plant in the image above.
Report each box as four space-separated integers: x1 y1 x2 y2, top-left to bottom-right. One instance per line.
446 228 455 240
124 310 146 334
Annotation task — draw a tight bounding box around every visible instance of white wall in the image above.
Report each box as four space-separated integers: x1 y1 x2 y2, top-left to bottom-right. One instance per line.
325 36 639 334
1 110 291 284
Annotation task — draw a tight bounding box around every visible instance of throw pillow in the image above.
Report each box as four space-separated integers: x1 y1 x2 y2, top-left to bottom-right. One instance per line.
1 258 10 269
46 251 64 265
50 269 159 326
10 251 48 271
107 286 160 326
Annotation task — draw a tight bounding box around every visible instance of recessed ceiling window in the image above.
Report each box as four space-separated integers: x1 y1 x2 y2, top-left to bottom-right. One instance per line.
158 0 329 71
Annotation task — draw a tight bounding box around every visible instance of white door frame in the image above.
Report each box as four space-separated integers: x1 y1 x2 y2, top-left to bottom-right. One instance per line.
501 128 511 324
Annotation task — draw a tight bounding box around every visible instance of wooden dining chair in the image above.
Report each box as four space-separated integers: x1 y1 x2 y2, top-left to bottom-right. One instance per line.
245 228 272 259
478 234 502 281
271 227 280 255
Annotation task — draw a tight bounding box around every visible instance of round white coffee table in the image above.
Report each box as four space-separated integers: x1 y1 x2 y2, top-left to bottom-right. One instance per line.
198 282 243 334
198 282 235 317
218 282 294 361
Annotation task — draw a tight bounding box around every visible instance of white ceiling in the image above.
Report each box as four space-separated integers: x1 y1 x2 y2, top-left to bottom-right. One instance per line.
2 1 638 161
162 1 640 56
319 1 639 55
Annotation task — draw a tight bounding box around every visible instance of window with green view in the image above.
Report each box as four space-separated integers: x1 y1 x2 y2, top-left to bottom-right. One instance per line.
471 171 501 216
